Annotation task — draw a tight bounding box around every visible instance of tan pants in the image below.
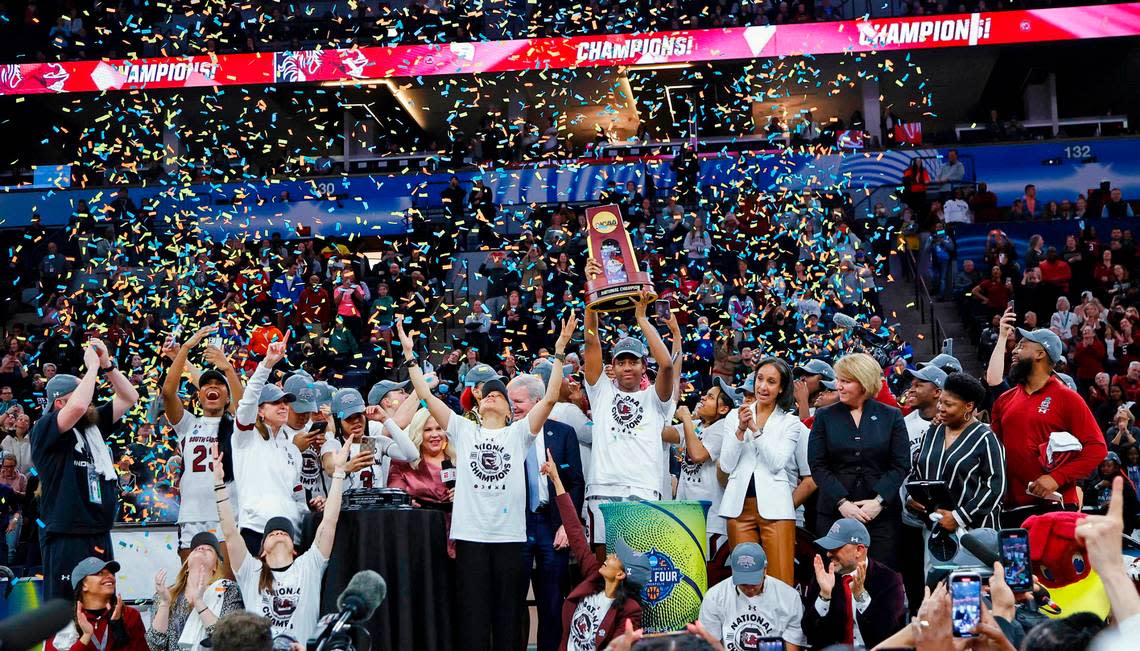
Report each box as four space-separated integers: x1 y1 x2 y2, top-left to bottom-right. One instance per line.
727 497 796 586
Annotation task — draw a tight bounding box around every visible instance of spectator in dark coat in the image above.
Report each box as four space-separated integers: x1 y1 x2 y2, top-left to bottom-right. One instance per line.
802 518 906 650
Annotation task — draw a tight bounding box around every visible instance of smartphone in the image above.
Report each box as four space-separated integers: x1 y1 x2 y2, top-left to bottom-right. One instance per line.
310 420 328 434
999 528 1033 592
756 639 785 651
208 335 225 350
950 572 982 638
360 437 377 457
654 299 671 321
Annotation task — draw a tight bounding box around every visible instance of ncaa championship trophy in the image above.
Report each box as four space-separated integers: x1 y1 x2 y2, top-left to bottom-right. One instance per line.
584 204 657 311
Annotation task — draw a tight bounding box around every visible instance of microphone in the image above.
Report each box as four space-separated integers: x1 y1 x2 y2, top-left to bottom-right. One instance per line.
335 570 387 624
312 571 387 650
0 567 14 598
832 312 859 330
440 459 456 489
961 529 1000 567
0 598 73 650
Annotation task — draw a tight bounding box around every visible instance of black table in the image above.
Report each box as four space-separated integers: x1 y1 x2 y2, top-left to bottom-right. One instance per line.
302 508 453 651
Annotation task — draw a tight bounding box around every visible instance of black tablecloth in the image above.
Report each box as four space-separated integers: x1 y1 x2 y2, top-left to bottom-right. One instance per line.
302 508 453 651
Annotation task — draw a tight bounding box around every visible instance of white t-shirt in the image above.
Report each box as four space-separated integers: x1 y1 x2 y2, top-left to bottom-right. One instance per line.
236 546 329 644
944 198 972 224
902 409 933 527
677 418 728 535
782 416 812 527
584 378 674 499
172 414 222 524
291 421 327 499
699 576 807 650
903 410 932 463
568 591 615 651
447 417 537 543
319 422 399 490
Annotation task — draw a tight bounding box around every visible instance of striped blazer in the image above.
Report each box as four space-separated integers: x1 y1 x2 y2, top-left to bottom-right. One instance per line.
909 421 1007 529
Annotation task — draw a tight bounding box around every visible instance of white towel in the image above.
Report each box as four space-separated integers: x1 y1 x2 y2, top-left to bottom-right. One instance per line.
77 423 117 481
178 579 228 650
1045 431 1083 466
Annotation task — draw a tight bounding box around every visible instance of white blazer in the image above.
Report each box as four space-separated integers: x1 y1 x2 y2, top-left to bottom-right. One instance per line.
718 405 806 521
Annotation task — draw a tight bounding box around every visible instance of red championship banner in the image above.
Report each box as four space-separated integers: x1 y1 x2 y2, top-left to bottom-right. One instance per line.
2 3 1140 96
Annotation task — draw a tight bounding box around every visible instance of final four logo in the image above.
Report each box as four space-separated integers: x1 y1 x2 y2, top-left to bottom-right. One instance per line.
641 549 681 604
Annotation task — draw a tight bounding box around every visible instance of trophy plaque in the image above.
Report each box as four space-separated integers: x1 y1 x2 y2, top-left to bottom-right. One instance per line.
584 204 656 311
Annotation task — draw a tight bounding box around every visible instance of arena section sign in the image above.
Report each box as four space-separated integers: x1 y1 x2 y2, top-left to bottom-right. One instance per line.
2 4 1140 96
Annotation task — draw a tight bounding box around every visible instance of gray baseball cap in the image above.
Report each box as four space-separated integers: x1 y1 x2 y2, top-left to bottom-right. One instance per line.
794 359 836 381
905 365 948 389
258 384 296 406
331 388 367 419
70 557 121 590
531 358 571 386
1017 328 1064 363
815 518 872 550
313 381 335 407
726 542 768 585
368 380 409 406
611 337 648 361
919 353 963 373
45 374 81 404
464 363 502 387
713 377 743 409
741 376 756 396
614 538 652 585
283 375 319 414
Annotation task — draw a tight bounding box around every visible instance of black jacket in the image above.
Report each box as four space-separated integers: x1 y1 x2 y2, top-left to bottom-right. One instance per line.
802 558 906 650
808 398 910 516
527 420 585 533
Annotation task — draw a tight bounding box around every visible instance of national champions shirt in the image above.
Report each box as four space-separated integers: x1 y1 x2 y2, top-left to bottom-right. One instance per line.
699 577 807 650
568 591 614 651
236 546 328 644
584 378 674 499
447 417 537 543
677 418 728 535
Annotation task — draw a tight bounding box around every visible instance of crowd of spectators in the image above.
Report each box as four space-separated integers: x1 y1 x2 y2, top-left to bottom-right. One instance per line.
4 0 1130 63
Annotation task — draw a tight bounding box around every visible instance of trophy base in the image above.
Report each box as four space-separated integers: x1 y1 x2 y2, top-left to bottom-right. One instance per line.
586 272 657 312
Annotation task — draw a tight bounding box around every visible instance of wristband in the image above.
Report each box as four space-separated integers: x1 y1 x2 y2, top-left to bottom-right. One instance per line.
402 358 417 369
554 352 567 362
333 471 347 480
213 484 226 491
98 365 115 376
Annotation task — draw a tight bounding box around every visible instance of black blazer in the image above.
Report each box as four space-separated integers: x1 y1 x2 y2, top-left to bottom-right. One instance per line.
808 398 910 517
802 558 907 650
527 420 585 532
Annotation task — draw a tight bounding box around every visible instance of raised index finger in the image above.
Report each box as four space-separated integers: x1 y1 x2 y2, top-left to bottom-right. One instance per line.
1108 475 1125 522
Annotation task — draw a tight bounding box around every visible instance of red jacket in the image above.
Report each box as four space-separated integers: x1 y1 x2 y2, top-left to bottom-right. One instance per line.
1038 259 1072 292
47 605 147 651
991 376 1107 508
555 493 641 651
297 286 332 325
